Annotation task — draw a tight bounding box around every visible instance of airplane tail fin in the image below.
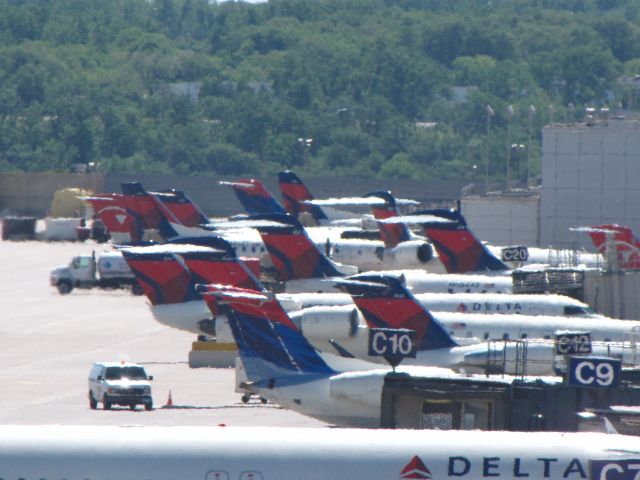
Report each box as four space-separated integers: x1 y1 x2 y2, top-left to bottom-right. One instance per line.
277 171 328 223
586 224 640 269
252 213 344 280
415 209 509 273
83 194 144 243
365 191 412 248
169 236 265 291
222 179 286 215
337 274 458 350
120 248 200 305
119 182 165 231
153 189 209 227
200 285 335 382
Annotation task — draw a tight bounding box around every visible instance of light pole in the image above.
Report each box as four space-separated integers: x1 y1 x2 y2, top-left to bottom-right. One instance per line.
505 105 514 190
528 105 536 187
511 144 525 187
297 137 313 166
485 104 495 193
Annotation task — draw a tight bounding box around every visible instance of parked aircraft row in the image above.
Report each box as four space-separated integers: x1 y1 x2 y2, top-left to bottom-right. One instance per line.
118 236 640 377
119 238 596 338
83 171 614 277
74 172 640 431
196 279 640 427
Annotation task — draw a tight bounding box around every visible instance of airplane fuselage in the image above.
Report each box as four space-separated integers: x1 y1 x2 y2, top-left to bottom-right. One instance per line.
2 425 638 480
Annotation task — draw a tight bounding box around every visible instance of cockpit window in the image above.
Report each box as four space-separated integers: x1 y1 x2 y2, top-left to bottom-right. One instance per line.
564 306 593 316
105 366 147 380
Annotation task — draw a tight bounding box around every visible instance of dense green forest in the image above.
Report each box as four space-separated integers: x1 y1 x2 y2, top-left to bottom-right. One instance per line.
1 0 640 185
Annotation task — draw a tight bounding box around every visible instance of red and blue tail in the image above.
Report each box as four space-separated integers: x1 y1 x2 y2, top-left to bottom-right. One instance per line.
415 209 508 273
153 189 209 227
365 191 412 248
84 194 145 243
223 179 286 215
120 248 200 305
586 224 640 269
336 274 458 351
201 286 335 381
174 237 264 291
277 171 328 223
253 214 344 280
119 182 165 230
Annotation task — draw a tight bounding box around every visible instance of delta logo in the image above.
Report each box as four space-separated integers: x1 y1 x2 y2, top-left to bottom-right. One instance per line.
456 303 468 313
400 456 432 479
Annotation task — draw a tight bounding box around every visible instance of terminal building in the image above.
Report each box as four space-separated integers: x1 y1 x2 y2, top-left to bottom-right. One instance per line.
462 112 640 250
380 366 640 435
461 112 640 320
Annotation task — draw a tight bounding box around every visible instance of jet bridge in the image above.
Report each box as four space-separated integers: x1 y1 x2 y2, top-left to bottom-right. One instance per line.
380 367 640 433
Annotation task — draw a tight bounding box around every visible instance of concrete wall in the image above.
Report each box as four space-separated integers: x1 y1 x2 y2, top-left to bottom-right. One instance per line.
0 172 465 218
583 269 640 320
540 121 640 249
0 173 105 216
461 193 540 246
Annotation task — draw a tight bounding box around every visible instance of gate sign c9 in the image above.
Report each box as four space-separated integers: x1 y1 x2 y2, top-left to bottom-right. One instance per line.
501 246 529 262
368 328 416 359
567 356 621 388
555 332 592 355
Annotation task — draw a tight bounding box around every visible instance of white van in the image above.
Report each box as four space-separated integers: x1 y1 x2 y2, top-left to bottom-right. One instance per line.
88 362 153 411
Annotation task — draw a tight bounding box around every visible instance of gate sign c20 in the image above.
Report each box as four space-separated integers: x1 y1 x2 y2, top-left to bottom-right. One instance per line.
555 332 592 355
567 356 621 388
368 328 416 358
501 246 529 262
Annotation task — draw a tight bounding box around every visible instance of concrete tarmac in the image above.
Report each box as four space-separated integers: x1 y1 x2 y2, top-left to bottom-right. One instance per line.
0 240 327 427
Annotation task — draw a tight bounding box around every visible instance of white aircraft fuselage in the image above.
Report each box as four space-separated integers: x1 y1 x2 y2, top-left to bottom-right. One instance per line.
2 425 639 480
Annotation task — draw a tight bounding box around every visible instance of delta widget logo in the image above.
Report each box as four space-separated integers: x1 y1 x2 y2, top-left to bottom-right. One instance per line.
400 456 432 479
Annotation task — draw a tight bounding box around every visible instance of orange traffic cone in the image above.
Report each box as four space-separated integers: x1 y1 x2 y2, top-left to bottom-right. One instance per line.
165 390 173 408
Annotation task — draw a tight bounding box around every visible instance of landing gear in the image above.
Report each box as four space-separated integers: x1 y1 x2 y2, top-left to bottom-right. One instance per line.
241 393 268 404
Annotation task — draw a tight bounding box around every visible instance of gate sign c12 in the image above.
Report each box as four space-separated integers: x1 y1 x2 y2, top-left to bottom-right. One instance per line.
368 328 416 360
501 246 529 262
555 331 592 355
567 356 621 388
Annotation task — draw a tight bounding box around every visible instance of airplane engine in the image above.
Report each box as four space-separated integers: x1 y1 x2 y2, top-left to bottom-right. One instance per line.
388 241 434 266
462 342 555 376
329 371 385 407
289 305 360 341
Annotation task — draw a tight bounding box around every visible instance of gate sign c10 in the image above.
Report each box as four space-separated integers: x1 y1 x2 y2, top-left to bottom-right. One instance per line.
368 328 416 367
555 331 592 355
501 246 529 262
567 356 621 388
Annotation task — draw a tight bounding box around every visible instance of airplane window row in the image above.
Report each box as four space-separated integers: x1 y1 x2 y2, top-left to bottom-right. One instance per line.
331 248 363 256
238 245 265 254
474 332 613 343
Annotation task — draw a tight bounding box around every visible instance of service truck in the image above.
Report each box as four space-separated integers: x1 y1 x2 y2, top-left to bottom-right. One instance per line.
50 251 142 295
